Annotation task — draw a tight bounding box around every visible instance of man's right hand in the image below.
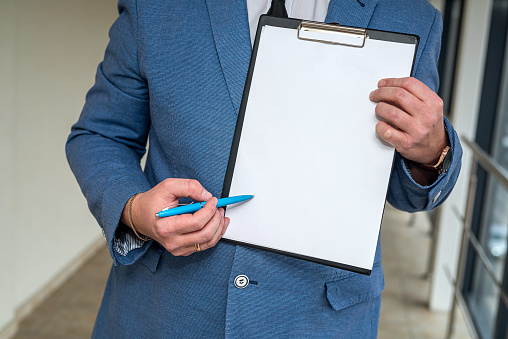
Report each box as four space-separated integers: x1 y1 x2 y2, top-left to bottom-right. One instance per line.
120 179 229 256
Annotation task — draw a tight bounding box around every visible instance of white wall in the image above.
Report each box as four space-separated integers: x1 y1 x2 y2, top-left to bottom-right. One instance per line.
0 2 18 332
0 0 118 332
430 0 493 311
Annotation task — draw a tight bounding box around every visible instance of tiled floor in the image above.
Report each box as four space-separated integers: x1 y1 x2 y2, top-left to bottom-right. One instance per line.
12 204 471 338
11 245 112 339
378 205 470 339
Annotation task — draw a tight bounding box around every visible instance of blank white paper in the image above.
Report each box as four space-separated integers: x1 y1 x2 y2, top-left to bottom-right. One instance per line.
224 25 416 271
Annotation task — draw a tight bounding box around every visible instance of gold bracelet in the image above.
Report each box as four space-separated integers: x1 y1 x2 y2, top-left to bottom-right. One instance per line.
127 193 151 241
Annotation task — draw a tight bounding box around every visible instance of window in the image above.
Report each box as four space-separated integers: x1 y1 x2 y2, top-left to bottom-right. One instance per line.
462 1 508 337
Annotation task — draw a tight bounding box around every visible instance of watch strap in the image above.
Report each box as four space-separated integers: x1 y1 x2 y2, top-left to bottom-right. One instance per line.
411 146 451 175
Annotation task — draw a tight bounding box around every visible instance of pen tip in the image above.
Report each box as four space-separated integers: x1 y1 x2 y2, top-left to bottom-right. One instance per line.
155 213 159 218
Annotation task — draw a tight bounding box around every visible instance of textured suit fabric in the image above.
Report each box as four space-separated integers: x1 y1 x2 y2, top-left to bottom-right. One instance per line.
66 0 462 337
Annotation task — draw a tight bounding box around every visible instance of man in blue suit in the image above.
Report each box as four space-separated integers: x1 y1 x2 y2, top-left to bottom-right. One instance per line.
66 0 462 337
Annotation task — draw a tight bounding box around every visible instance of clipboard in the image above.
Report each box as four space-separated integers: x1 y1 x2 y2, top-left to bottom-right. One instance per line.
221 16 419 275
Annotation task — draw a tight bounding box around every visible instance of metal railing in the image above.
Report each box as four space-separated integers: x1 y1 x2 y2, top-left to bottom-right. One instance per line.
446 137 508 339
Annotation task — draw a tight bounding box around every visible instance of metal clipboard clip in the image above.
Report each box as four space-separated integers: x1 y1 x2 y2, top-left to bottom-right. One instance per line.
297 21 367 48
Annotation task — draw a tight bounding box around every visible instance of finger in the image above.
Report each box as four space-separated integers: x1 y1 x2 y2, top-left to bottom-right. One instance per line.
196 212 230 253
370 86 421 117
161 178 212 201
376 121 412 150
179 217 230 256
170 244 201 257
176 216 225 257
221 218 230 237
375 102 415 134
162 209 221 255
203 208 226 249
377 77 434 103
180 207 223 246
166 197 218 234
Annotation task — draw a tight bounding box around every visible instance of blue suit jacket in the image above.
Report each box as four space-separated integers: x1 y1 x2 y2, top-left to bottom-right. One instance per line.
66 0 462 337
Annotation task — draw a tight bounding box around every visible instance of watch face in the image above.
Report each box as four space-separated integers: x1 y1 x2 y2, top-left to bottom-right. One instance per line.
441 148 453 173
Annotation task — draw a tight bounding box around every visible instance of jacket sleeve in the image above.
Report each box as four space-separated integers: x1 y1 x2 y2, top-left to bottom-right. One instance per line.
66 0 153 265
386 8 463 212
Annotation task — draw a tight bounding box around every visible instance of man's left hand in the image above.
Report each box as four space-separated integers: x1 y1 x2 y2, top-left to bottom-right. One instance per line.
369 77 448 166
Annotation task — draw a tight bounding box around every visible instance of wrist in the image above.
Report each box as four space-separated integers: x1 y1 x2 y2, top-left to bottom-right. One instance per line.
423 135 450 165
124 193 151 241
404 142 452 187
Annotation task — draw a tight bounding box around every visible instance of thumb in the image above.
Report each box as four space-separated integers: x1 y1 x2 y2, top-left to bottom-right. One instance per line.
161 178 212 201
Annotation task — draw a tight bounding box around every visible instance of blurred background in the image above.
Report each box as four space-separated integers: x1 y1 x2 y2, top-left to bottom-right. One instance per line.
1 0 507 338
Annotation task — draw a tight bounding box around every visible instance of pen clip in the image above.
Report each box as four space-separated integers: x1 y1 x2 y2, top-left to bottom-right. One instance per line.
160 203 188 212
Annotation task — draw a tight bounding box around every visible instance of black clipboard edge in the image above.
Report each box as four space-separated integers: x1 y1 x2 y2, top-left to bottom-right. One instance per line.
221 16 420 275
221 238 372 276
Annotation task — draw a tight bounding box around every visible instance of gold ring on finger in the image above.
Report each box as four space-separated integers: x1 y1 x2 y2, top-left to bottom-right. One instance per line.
195 243 201 252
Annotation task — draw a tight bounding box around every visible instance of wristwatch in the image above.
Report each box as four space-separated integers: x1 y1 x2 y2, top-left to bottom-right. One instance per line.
413 145 452 175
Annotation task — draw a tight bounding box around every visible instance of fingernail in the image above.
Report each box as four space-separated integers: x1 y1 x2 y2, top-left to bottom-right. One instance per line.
369 91 375 100
202 189 212 200
378 79 386 87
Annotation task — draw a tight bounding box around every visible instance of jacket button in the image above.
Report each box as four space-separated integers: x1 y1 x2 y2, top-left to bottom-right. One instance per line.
234 275 249 289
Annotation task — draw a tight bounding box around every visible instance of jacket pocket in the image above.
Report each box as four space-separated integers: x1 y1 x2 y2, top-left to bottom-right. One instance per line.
325 264 384 311
140 242 164 273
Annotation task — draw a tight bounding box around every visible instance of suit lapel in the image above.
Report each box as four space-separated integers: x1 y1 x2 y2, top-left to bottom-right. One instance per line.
325 0 379 28
205 0 252 114
204 0 378 112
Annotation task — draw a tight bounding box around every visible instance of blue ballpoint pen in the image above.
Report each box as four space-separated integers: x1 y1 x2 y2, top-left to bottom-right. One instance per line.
155 195 254 218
